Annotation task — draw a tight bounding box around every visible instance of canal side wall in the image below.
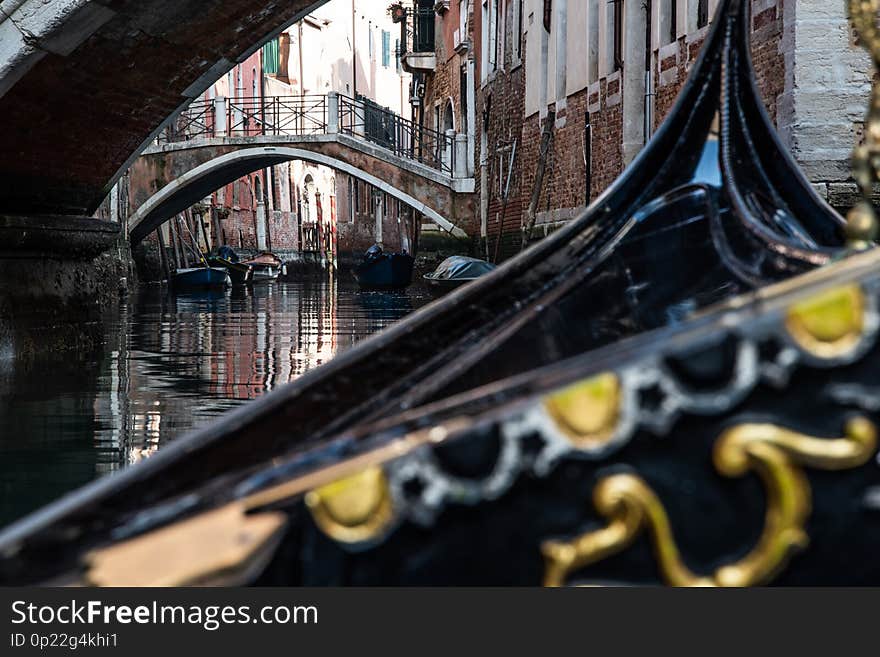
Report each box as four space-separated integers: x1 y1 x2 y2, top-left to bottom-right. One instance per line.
0 214 130 362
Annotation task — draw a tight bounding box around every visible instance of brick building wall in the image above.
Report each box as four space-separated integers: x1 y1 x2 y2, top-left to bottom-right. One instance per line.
335 174 416 261
587 79 625 203
653 2 783 136
750 0 785 126
476 0 795 262
480 61 527 260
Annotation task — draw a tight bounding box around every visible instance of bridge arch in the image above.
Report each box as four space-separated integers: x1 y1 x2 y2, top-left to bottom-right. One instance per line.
128 145 467 245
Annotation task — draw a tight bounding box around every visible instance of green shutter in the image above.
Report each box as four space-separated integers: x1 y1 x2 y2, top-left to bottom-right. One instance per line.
382 31 391 68
262 38 280 76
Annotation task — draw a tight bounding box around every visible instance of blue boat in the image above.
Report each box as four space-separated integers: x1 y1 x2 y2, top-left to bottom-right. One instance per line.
172 266 231 289
353 245 415 290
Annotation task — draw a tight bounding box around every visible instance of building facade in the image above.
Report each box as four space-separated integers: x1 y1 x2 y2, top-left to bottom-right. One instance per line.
403 0 873 260
141 0 415 275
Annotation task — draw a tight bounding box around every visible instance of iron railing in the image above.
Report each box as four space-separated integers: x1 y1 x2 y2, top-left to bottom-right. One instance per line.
403 2 436 54
159 93 454 174
338 93 454 174
226 95 327 136
158 100 215 143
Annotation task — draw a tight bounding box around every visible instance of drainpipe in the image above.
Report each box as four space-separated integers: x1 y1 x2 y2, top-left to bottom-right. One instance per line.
299 21 306 96
644 0 654 145
480 107 490 259
261 45 274 252
352 0 357 99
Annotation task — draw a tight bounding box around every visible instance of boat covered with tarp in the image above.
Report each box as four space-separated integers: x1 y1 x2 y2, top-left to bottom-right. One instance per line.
424 256 496 293
1 0 876 586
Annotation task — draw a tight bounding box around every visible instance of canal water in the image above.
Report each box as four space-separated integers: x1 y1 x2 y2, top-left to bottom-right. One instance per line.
0 278 433 529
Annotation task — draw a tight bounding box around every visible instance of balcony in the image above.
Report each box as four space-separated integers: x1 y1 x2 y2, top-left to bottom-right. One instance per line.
393 2 437 73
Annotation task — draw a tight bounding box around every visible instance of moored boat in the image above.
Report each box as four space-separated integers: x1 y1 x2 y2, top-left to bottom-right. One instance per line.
424 256 496 295
207 256 252 285
353 245 415 289
0 0 868 587
242 252 285 282
171 266 231 289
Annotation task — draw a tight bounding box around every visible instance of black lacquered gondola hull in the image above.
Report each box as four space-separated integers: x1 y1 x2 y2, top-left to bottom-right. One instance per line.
0 0 864 587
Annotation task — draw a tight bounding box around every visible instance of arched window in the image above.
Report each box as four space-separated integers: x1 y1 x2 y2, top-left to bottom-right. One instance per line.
302 175 315 223
444 99 455 133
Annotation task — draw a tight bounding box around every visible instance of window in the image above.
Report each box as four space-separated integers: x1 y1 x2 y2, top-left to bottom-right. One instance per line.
515 0 524 61
382 30 391 68
415 0 436 51
555 0 567 103
460 64 469 135
613 0 623 71
460 0 469 40
588 0 599 82
484 0 499 73
669 0 677 44
262 38 280 76
395 38 401 72
492 0 500 70
697 0 709 28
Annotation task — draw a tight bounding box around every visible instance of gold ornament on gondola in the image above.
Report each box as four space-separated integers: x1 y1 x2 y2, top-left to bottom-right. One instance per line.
542 418 877 587
847 0 880 248
543 373 622 450
785 284 867 359
305 467 396 545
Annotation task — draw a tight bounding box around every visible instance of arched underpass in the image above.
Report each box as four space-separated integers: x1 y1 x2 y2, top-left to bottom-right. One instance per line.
128 138 475 245
0 0 331 217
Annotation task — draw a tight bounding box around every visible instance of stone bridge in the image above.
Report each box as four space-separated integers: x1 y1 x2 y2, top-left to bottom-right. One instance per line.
127 93 475 244
0 0 332 217
0 0 330 308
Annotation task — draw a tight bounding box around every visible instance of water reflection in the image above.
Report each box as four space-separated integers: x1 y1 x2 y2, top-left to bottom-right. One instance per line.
0 278 429 527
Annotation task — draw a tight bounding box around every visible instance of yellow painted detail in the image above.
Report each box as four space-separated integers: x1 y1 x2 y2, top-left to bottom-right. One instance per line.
785 285 866 358
306 467 395 544
543 373 621 450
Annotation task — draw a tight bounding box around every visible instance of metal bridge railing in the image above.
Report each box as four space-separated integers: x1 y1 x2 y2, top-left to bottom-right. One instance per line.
226 95 327 136
157 100 216 143
158 93 456 176
337 93 454 174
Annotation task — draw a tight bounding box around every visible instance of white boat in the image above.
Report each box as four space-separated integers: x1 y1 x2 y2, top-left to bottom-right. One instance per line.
241 252 285 282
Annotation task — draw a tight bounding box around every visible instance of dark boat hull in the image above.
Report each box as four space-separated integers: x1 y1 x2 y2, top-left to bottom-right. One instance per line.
207 257 252 285
423 275 480 296
171 267 231 289
0 0 858 587
354 254 415 289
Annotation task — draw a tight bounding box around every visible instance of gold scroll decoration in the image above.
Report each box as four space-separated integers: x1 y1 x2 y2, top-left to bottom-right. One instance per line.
305 467 396 544
542 417 877 587
543 373 621 451
785 285 867 359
